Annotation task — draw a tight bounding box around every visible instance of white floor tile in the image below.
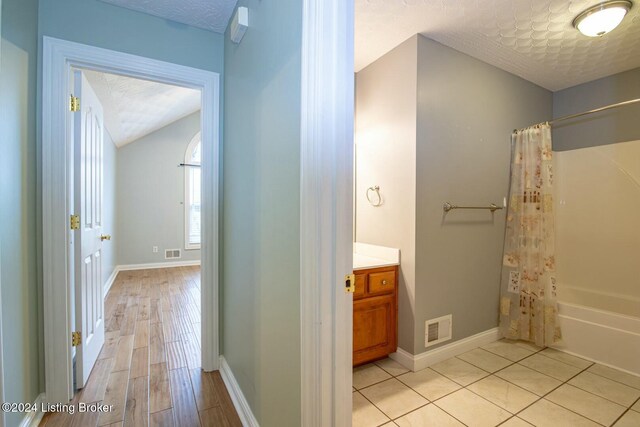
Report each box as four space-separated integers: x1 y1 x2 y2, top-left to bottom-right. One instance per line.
518 353 582 381
614 410 640 427
512 340 543 353
397 368 461 401
499 417 533 427
353 391 391 427
375 358 410 377
633 399 640 412
360 378 428 419
457 348 512 373
546 384 627 426
395 404 464 427
569 371 640 407
381 423 399 426
519 399 600 427
431 357 489 386
434 388 511 427
540 348 593 369
587 364 640 390
495 364 562 396
482 340 535 362
354 363 393 389
467 375 539 413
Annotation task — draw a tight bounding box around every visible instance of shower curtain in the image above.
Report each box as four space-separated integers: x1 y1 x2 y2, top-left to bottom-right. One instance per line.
499 123 561 347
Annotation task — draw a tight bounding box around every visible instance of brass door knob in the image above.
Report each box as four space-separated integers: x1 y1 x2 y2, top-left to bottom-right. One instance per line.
100 234 111 241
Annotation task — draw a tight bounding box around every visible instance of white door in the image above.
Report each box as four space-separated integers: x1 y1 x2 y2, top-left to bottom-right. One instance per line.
73 70 106 388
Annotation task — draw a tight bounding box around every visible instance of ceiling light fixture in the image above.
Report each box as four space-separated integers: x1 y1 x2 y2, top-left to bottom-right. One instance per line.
573 0 633 37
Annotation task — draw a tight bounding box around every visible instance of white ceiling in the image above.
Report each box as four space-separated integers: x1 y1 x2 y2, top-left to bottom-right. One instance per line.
100 0 237 33
356 0 640 91
84 70 201 147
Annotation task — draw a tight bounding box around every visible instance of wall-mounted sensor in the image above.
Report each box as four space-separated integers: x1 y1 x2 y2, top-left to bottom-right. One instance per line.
230 7 248 44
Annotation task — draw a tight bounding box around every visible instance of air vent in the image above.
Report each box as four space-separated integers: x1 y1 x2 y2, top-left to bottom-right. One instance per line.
165 249 181 259
425 314 452 348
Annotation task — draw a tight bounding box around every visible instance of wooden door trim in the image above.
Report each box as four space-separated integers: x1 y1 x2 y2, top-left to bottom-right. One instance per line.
42 36 220 403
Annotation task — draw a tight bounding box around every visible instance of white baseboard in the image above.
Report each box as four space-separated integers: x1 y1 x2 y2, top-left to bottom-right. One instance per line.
219 356 259 427
103 267 119 297
555 302 640 375
390 327 501 372
19 393 45 427
118 260 201 272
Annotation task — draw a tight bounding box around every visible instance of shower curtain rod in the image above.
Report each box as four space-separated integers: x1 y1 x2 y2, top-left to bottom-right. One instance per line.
515 97 640 133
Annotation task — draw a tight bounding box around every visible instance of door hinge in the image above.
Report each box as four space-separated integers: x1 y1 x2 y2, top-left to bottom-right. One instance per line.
70 214 80 230
69 95 80 112
71 331 81 347
345 273 355 293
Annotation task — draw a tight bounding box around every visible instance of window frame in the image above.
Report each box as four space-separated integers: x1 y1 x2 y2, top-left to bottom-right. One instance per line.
184 132 202 250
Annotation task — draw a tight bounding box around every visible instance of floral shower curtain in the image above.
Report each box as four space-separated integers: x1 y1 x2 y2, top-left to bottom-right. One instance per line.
499 123 561 347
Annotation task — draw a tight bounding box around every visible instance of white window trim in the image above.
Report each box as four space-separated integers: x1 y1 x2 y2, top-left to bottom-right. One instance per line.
184 132 202 250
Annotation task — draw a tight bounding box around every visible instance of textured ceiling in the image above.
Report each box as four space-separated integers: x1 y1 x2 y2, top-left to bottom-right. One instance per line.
100 0 237 33
356 0 640 91
84 70 201 147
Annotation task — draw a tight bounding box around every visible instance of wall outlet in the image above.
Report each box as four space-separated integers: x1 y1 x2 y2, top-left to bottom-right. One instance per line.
152 246 158 253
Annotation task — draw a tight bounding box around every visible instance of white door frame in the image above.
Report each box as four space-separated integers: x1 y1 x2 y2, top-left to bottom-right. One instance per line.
300 0 355 425
42 36 220 403
0 4 7 423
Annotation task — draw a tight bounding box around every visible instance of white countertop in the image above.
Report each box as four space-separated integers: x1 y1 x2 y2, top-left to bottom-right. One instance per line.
353 242 400 271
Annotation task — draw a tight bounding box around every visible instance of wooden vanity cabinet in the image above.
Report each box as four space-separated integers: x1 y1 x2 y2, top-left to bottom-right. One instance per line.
353 265 398 366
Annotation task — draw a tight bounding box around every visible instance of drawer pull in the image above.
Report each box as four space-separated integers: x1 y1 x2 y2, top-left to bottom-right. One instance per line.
382 280 387 285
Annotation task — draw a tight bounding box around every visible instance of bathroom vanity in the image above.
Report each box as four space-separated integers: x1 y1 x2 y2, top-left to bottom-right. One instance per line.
353 243 400 366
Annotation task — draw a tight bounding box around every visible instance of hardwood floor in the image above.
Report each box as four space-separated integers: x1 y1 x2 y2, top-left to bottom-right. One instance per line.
40 266 241 427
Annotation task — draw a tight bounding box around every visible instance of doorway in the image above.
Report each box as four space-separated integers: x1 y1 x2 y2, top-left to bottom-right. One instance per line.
41 36 220 404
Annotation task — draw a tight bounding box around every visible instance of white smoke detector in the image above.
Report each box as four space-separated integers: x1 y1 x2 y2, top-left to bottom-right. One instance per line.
230 7 248 44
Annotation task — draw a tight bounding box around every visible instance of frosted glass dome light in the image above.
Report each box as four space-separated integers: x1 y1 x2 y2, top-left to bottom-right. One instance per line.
573 1 633 37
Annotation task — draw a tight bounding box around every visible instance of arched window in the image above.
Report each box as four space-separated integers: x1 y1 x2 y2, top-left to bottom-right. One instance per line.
185 133 201 249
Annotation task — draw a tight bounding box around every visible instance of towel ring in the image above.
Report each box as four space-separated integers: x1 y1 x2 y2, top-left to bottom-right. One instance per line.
366 186 382 207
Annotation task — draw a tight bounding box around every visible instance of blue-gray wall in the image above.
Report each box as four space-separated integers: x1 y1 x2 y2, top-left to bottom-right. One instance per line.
414 35 552 354
552 67 640 151
116 112 201 266
0 0 40 425
37 0 223 72
222 1 302 425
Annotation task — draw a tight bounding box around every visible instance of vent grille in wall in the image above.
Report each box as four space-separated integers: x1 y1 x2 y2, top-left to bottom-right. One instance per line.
425 314 452 348
165 249 181 259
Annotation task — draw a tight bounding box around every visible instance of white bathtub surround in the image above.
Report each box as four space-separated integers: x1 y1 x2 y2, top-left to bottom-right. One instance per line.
353 242 400 270
555 140 640 319
552 141 640 376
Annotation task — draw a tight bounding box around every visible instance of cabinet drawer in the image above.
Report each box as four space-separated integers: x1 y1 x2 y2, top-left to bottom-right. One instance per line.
368 271 395 295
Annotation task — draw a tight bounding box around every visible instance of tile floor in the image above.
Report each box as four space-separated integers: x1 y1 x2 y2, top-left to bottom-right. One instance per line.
353 340 640 427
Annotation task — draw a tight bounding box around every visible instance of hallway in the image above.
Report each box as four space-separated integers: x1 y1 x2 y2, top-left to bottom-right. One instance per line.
39 267 241 427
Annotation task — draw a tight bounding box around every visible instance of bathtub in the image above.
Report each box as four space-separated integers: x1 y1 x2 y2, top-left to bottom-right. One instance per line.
555 300 640 376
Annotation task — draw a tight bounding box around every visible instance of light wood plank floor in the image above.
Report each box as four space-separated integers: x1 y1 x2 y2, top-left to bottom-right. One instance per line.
40 266 241 427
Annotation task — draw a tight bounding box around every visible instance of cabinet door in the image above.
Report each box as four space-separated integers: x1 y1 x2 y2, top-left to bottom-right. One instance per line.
353 295 396 366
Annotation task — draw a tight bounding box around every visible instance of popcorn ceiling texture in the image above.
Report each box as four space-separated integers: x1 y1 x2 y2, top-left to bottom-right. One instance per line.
356 0 640 91
83 70 201 147
100 0 237 33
